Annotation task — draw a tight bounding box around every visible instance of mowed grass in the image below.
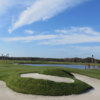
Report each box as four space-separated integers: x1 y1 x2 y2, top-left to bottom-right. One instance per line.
0 61 100 96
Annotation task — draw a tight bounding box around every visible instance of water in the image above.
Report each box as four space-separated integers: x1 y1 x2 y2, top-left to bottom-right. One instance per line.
23 64 100 69
23 64 90 69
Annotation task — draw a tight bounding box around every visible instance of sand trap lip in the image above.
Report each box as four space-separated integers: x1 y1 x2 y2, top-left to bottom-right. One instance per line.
20 73 74 83
0 74 100 100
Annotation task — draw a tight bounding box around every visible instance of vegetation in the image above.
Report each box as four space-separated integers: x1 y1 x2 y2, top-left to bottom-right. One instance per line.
1 56 100 64
64 68 100 80
1 59 100 67
0 61 93 96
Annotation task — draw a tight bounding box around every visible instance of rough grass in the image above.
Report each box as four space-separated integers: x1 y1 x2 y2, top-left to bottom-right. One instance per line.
7 77 92 96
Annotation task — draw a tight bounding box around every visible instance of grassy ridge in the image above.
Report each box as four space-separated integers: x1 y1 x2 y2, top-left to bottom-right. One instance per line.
0 62 92 96
7 77 92 96
6 69 92 96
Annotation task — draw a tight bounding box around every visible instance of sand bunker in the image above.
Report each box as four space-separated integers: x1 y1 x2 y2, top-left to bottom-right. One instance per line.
21 73 74 83
0 74 100 100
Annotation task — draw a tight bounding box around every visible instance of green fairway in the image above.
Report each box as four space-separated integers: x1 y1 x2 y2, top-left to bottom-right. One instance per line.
0 61 100 96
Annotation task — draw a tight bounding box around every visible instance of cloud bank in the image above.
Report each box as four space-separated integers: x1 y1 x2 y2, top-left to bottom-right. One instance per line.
3 27 100 45
9 0 87 32
3 35 56 43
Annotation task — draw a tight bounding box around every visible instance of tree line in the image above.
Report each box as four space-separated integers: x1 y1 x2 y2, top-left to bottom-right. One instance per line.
0 56 100 63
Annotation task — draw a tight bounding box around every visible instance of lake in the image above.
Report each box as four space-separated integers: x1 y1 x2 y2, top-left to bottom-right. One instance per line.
22 64 99 69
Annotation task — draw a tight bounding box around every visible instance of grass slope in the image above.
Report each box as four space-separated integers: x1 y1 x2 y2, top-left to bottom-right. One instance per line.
0 62 92 96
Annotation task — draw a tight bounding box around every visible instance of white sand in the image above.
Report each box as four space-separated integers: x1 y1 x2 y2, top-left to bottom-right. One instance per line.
0 73 100 100
21 73 74 83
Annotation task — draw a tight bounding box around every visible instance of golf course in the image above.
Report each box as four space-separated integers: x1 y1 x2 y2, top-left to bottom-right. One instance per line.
0 60 100 100
0 0 100 99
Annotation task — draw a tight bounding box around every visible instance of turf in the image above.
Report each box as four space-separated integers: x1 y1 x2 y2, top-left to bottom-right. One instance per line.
0 61 99 96
6 69 92 96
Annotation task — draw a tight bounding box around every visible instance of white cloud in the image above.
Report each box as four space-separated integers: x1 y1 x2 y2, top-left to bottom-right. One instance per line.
40 35 100 45
25 30 35 34
41 27 100 45
55 27 99 35
55 29 68 34
3 27 100 45
3 35 56 42
9 0 87 32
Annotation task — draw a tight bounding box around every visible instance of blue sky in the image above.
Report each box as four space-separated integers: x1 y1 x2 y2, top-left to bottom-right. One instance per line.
0 0 100 58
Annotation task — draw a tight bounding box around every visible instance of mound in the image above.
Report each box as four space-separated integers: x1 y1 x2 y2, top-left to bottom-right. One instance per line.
7 69 92 96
